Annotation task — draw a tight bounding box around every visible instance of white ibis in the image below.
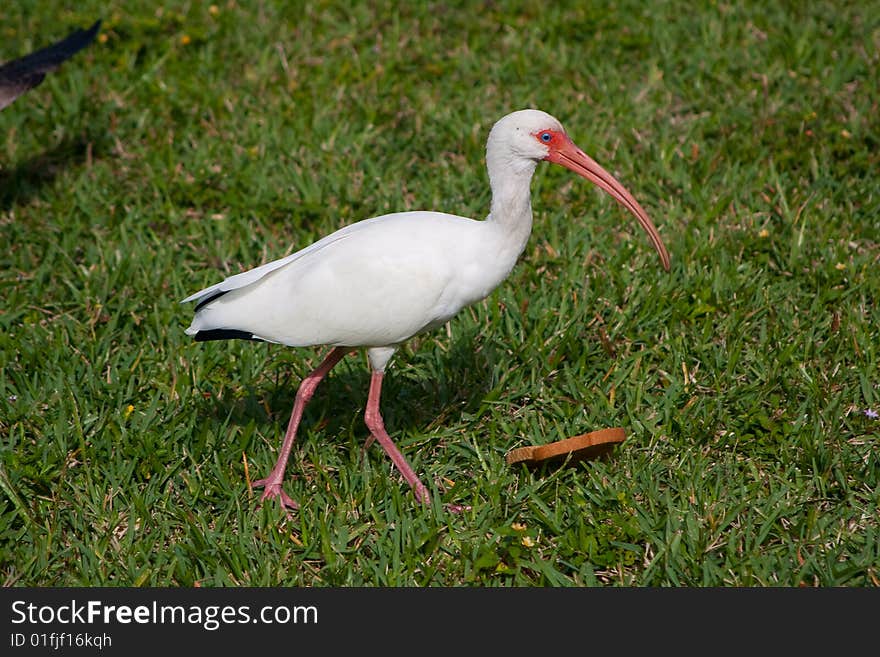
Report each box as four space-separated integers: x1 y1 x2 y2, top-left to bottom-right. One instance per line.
0 20 101 111
182 109 670 510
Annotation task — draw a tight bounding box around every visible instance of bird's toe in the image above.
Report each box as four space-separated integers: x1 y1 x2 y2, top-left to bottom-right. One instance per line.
252 478 299 511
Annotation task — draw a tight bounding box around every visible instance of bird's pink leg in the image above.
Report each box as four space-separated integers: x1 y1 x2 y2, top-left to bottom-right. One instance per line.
251 347 348 510
364 370 431 504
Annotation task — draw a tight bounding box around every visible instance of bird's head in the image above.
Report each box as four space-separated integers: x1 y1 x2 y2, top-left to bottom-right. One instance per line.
488 109 670 272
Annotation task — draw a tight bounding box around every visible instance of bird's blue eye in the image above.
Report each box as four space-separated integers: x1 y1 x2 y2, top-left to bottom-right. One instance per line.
540 132 552 142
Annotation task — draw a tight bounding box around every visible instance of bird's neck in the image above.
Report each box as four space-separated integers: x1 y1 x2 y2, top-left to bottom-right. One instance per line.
485 153 538 259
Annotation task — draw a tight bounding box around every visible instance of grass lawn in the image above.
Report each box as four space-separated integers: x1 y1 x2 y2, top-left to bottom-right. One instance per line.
1 1 878 586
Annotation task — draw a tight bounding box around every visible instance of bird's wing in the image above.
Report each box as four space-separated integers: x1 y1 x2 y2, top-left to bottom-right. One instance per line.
0 74 46 110
0 19 101 110
180 219 374 306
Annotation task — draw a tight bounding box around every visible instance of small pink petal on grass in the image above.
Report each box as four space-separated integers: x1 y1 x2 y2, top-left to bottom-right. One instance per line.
446 504 472 514
865 409 879 420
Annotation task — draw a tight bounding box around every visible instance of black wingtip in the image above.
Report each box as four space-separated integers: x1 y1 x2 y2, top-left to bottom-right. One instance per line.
192 329 265 343
87 19 103 37
74 20 102 44
0 19 102 110
8 18 102 72
194 290 230 312
47 18 102 63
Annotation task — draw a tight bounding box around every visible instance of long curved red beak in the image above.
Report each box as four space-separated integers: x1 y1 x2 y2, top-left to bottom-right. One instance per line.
546 136 670 271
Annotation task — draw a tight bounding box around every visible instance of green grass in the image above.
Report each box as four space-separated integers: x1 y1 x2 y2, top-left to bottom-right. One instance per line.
1 0 878 586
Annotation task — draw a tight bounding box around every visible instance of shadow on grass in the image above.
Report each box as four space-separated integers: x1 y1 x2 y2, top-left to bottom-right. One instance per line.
197 328 497 448
0 124 110 211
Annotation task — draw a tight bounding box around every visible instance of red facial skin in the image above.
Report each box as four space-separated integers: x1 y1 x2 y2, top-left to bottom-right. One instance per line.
533 128 670 271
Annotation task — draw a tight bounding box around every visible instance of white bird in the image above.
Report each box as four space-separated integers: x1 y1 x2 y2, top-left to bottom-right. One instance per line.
182 109 670 510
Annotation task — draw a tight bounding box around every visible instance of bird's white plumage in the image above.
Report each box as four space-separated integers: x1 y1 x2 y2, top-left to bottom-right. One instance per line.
181 218 368 305
183 108 669 507
183 110 567 368
185 211 517 348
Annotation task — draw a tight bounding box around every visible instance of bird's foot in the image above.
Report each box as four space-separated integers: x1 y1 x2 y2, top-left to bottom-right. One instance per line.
362 436 431 505
251 477 299 511
413 480 431 505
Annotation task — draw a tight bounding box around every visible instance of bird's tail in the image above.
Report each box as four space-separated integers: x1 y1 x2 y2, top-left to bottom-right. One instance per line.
184 295 267 343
